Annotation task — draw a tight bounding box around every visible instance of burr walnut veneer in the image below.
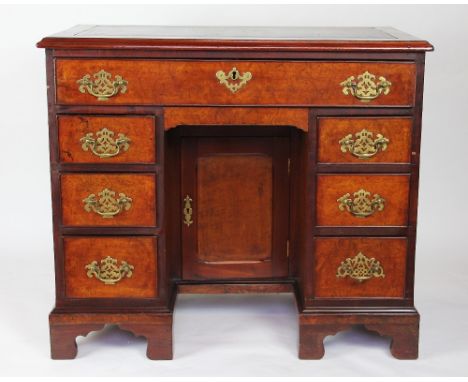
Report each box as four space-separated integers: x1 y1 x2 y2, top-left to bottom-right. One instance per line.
37 25 433 360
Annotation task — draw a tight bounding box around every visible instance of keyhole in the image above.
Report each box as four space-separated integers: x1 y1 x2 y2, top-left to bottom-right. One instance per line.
232 71 237 80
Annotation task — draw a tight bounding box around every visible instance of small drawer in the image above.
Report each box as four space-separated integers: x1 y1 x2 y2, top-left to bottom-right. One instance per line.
318 117 412 163
316 174 409 226
64 237 157 298
58 115 156 163
61 174 157 227
314 237 407 298
56 59 416 106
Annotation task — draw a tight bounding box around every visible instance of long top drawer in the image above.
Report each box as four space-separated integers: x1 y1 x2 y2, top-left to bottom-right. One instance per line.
55 59 416 106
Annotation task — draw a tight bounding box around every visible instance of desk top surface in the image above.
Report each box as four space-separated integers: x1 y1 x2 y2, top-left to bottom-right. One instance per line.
37 25 433 52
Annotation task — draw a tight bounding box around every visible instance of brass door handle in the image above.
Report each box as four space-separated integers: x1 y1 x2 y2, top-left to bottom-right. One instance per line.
80 127 131 158
336 252 385 282
86 256 134 285
83 188 132 218
337 188 385 218
340 71 391 102
216 67 252 93
183 195 194 227
77 69 128 101
339 129 389 159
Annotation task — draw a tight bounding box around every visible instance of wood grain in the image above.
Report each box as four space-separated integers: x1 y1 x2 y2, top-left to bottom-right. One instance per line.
56 59 416 106
316 174 410 226
198 155 272 263
64 237 158 298
314 237 407 298
61 173 157 227
164 107 309 131
58 115 156 163
318 117 412 163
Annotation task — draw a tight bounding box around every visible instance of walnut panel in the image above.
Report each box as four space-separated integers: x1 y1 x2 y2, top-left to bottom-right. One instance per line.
316 175 410 226
314 237 407 298
197 154 273 263
56 59 416 106
318 117 412 163
61 174 156 226
64 237 157 298
164 107 309 131
58 115 156 163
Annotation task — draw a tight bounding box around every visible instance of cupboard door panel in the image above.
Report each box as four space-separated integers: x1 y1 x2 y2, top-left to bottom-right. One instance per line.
182 136 289 280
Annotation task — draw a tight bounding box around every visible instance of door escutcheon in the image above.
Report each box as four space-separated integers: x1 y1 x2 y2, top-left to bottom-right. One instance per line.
183 195 194 227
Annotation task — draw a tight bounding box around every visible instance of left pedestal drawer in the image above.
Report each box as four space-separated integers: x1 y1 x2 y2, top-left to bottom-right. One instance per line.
64 237 158 298
58 115 157 164
60 174 157 227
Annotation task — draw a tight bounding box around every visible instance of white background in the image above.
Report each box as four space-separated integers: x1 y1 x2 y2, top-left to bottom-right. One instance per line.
0 4 467 377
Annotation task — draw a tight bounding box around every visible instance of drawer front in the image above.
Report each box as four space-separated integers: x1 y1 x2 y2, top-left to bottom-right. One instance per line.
316 175 409 226
56 59 416 106
64 237 157 298
318 117 412 163
61 174 157 227
58 115 156 163
314 237 407 298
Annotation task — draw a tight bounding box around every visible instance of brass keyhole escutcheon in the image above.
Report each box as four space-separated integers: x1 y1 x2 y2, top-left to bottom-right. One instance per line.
183 195 194 227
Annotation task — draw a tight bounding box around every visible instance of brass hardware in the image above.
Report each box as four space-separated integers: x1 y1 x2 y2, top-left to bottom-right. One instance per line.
216 67 252 93
85 256 134 285
337 188 385 218
339 129 389 159
183 195 194 227
77 69 128 101
83 188 132 218
336 252 385 282
340 71 391 102
80 128 131 158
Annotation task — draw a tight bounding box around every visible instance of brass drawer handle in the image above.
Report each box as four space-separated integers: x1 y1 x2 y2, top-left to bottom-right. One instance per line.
340 71 391 102
80 127 131 158
339 129 389 159
216 67 252 93
77 69 128 101
83 188 132 218
183 195 193 227
86 256 134 285
336 252 385 282
337 188 385 218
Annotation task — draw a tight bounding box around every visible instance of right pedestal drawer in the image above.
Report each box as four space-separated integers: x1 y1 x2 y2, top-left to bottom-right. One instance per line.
314 237 407 298
316 174 410 227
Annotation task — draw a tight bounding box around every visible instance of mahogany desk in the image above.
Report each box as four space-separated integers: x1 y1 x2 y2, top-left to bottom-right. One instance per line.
37 25 433 360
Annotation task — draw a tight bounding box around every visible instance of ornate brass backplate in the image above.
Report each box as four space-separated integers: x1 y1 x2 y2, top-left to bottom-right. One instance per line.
339 129 389 159
80 127 131 158
216 67 252 93
77 69 128 101
85 256 134 285
83 188 132 218
336 252 385 282
337 188 385 218
183 195 193 227
340 71 391 102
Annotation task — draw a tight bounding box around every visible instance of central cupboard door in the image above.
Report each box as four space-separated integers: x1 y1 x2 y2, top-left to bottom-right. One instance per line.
181 136 290 280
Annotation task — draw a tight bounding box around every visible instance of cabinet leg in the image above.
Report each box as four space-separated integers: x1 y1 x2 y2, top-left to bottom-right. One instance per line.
119 320 173 360
365 321 419 360
50 323 104 359
299 322 347 359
